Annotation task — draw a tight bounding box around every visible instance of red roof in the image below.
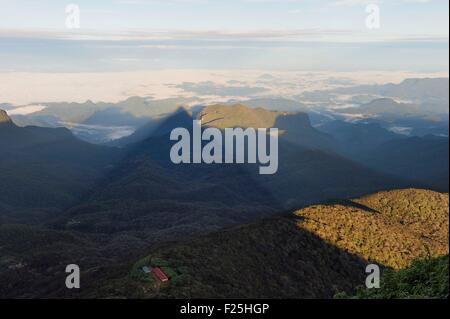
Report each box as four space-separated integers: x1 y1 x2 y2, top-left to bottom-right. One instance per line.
152 267 169 282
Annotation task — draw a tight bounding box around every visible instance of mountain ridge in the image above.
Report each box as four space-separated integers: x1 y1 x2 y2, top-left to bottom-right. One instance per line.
199 103 335 151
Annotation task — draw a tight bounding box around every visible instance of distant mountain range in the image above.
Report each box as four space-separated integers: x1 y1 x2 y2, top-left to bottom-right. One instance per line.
6 78 449 146
333 78 449 104
338 98 448 122
227 98 308 112
9 97 198 144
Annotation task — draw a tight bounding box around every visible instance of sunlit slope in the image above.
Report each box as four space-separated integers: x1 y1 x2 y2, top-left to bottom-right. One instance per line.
296 189 449 269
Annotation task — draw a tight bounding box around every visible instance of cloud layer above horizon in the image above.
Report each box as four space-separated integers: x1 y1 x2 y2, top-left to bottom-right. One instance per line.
0 0 448 72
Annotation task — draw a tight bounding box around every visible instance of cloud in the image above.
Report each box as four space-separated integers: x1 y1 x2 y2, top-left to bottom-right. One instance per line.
8 104 47 115
0 28 355 42
176 81 270 96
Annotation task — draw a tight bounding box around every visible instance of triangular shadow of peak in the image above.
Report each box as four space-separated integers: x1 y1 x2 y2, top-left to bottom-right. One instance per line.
159 106 193 120
152 106 194 136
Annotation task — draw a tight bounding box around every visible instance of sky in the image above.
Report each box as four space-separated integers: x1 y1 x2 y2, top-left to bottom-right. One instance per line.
0 0 448 34
0 0 448 72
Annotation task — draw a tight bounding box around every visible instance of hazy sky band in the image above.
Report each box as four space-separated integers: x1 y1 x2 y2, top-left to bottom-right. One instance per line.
0 0 448 72
1 36 448 72
0 0 448 36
